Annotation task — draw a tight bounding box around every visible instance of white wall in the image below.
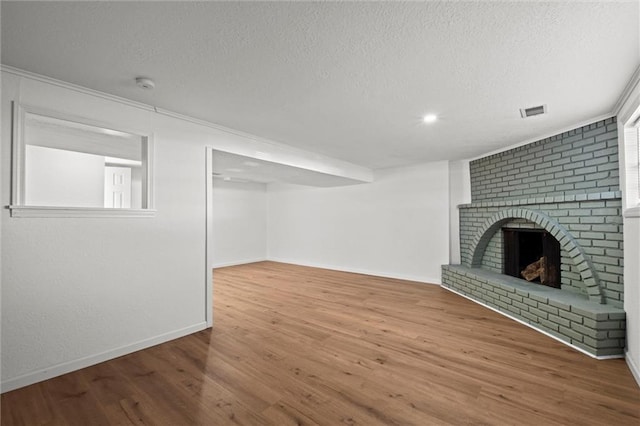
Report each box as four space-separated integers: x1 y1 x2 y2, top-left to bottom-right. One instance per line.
0 69 370 392
267 162 450 284
623 217 640 382
25 146 105 207
1 73 204 391
448 160 471 264
212 179 267 267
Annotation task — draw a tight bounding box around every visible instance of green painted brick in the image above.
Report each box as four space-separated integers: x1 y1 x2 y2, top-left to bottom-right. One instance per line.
608 330 625 339
530 294 549 304
559 326 583 342
583 318 597 328
494 288 508 297
539 318 559 331
605 265 624 275
572 323 608 339
506 305 521 315
538 304 559 316
581 232 605 240
471 290 484 299
580 201 606 208
548 314 571 328
548 300 571 311
571 307 608 321
598 320 624 330
521 311 538 323
529 307 549 320
499 295 512 305
495 300 509 310
582 336 599 348
513 301 530 311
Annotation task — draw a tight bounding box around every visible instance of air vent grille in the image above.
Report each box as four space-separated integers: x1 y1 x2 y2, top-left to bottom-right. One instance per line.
520 105 547 118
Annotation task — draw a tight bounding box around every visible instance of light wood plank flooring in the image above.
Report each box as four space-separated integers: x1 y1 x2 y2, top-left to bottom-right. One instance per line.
2 261 639 425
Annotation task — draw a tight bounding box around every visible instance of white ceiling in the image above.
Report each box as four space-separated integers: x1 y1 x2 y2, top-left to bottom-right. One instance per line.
2 2 638 170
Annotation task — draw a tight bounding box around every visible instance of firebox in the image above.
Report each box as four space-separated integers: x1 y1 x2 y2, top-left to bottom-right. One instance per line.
502 228 561 288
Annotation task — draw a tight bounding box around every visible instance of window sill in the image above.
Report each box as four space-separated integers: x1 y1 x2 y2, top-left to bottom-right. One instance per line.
624 206 640 218
8 205 156 218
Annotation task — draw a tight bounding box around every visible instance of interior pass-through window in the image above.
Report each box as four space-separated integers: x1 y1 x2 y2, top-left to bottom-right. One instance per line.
10 103 154 217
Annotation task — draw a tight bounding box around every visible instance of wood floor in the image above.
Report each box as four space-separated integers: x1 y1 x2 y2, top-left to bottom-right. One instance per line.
2 262 639 425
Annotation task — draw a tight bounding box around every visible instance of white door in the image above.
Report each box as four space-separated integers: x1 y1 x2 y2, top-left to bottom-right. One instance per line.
104 166 132 208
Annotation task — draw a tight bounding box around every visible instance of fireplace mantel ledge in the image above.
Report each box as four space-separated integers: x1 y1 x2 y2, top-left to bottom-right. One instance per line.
458 191 622 209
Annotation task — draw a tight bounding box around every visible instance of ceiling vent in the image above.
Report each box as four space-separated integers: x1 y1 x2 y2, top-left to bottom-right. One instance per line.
520 104 547 118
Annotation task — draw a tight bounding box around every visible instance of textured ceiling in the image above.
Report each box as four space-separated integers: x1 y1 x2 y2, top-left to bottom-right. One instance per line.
2 2 638 169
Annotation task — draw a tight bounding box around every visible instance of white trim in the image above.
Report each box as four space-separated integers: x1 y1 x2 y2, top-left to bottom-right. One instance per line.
624 206 640 218
9 206 157 218
619 124 639 210
266 257 441 285
205 147 214 328
614 64 640 116
13 102 151 139
212 258 268 269
1 65 155 112
440 285 624 360
625 351 640 389
0 322 207 393
470 114 617 161
142 134 155 210
12 102 25 205
9 102 155 216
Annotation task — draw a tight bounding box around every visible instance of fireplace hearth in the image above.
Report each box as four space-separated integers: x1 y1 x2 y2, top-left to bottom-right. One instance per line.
502 228 560 288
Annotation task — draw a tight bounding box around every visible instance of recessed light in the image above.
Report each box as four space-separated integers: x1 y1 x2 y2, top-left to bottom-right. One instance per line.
423 114 438 123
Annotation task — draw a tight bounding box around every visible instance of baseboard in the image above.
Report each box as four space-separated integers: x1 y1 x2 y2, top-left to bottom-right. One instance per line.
266 257 441 285
626 351 640 388
1 321 208 393
440 285 624 361
212 257 268 268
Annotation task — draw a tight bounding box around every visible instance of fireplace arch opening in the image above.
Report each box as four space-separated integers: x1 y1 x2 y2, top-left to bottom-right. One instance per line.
502 228 561 288
468 208 604 303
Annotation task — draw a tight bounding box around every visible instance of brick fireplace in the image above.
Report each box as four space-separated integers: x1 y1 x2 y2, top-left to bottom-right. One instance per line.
442 117 626 357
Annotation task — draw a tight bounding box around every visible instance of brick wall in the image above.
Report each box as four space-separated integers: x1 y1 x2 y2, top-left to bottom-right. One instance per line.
470 118 619 201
